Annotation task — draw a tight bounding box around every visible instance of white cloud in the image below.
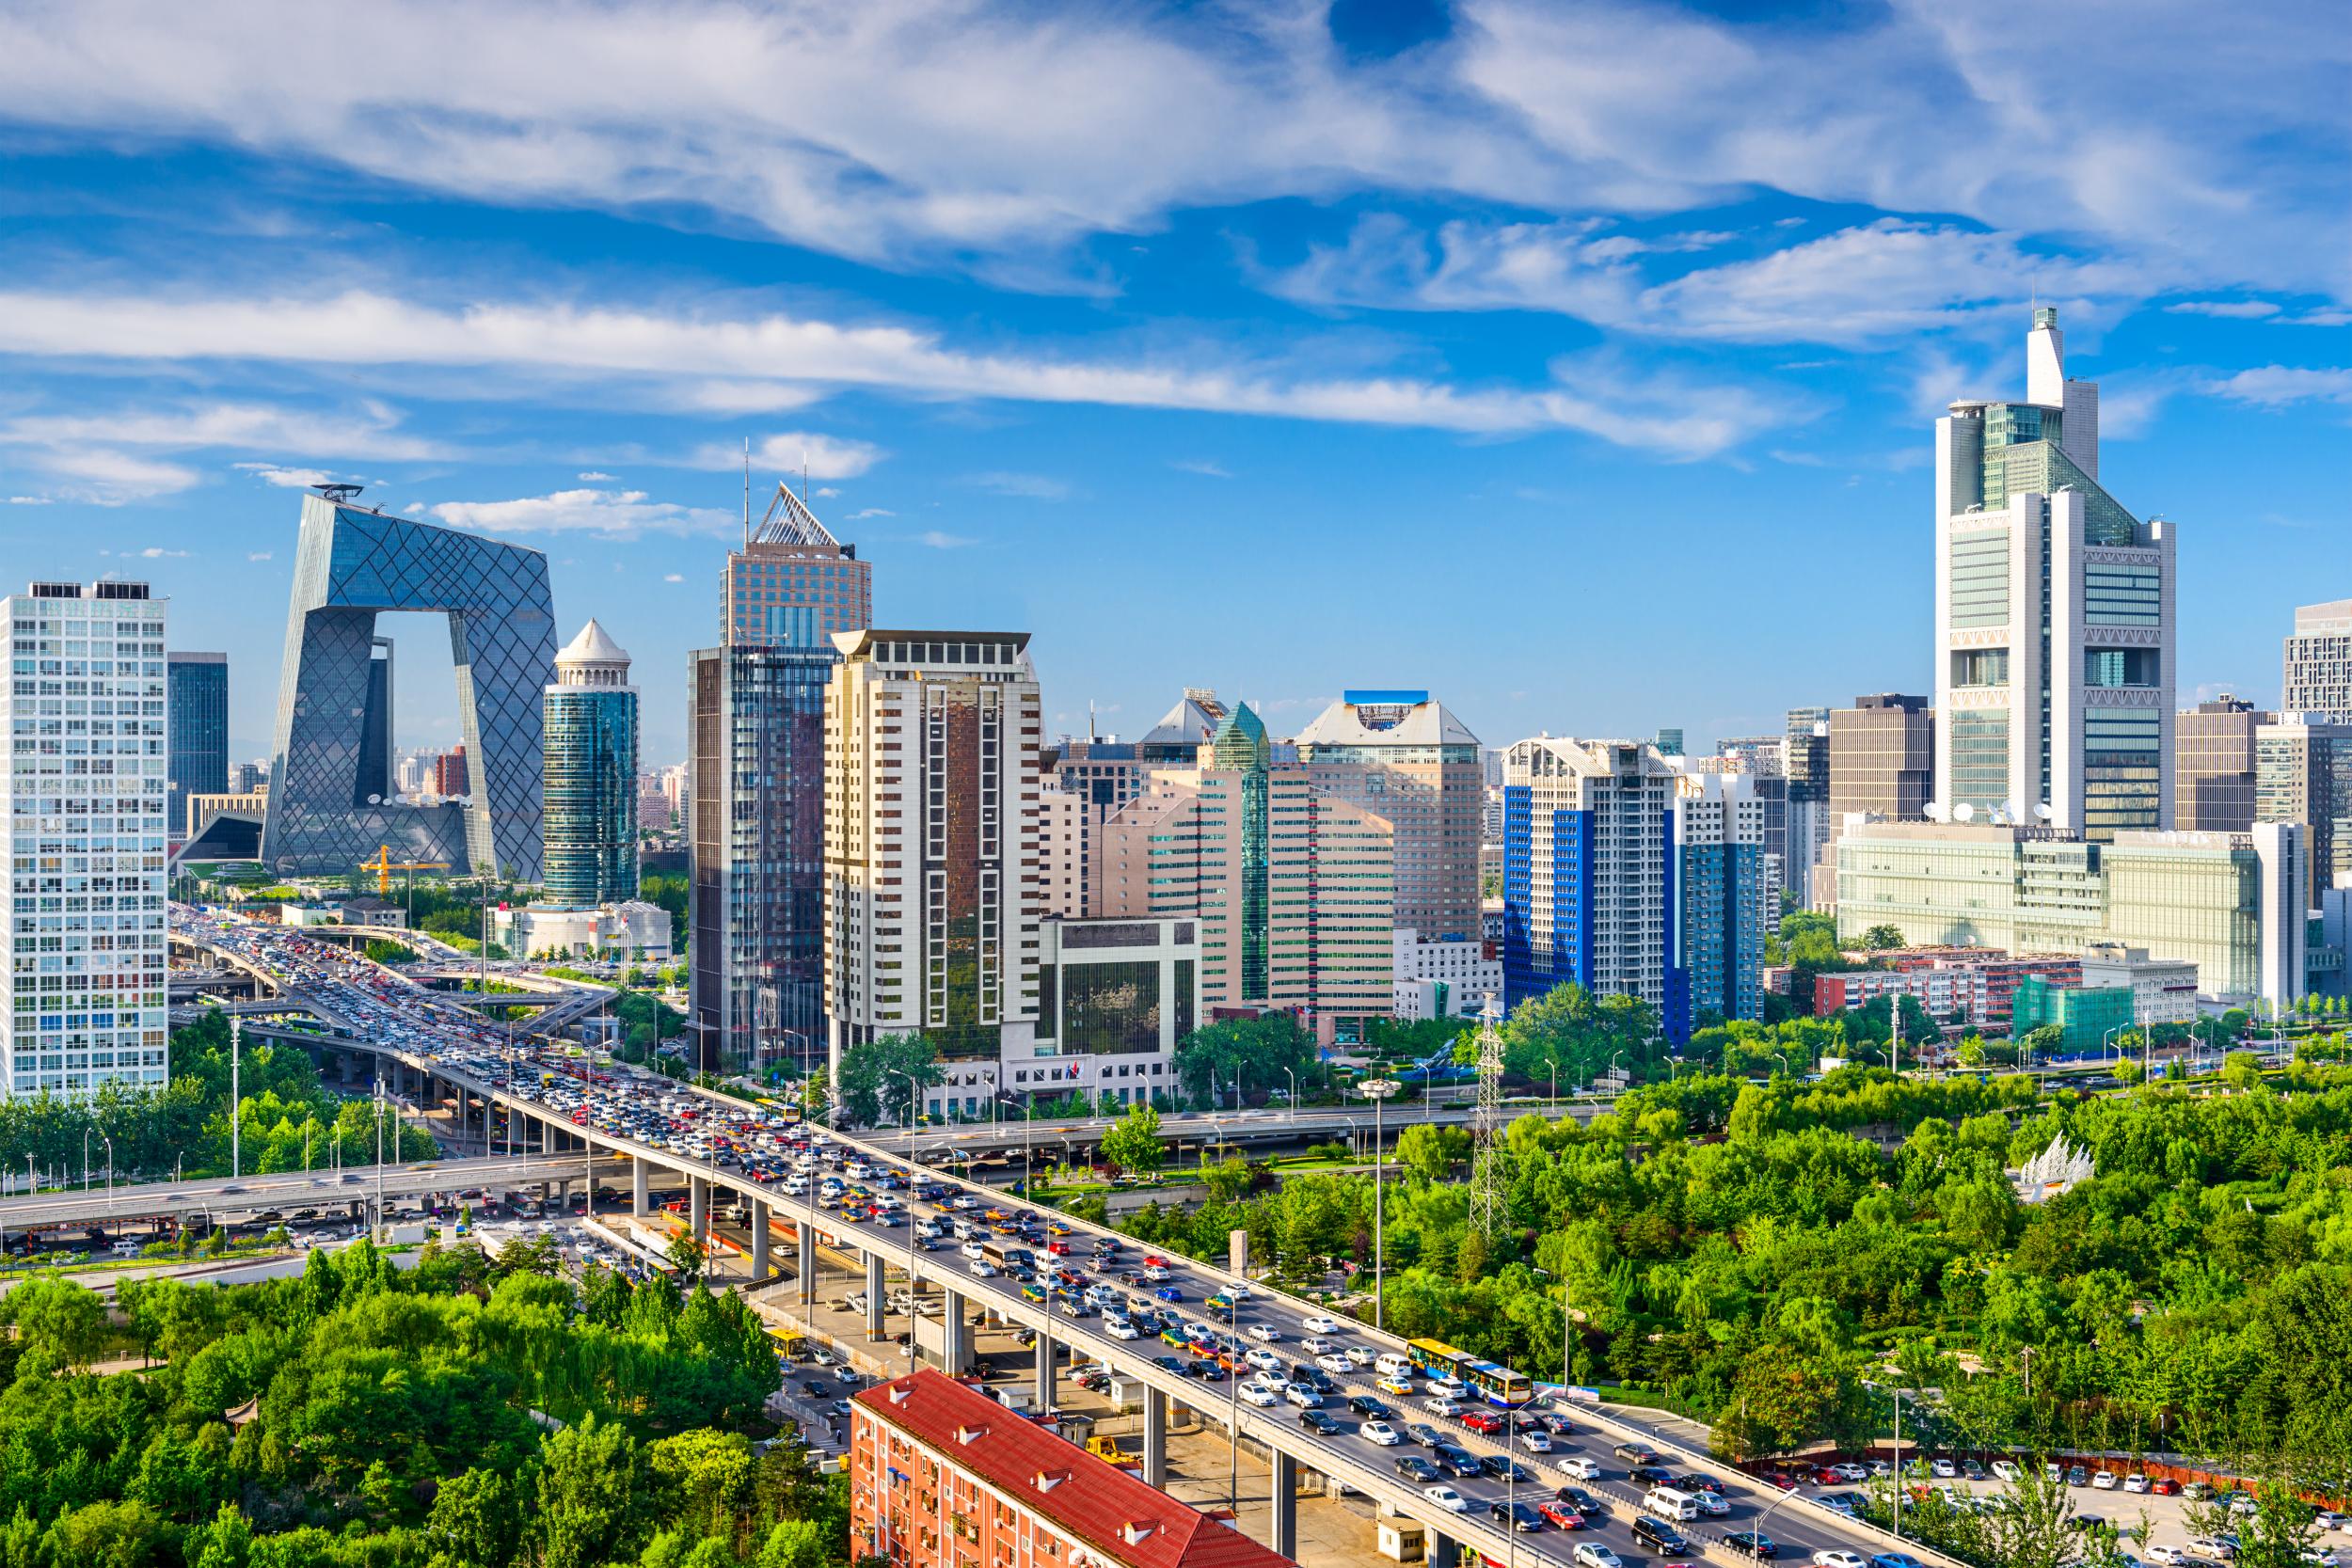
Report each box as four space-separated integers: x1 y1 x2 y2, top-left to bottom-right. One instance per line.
247 550 274 560
1170 458 1232 478
689 432 886 481
6 401 443 460
815 486 838 497
7 496 52 505
2206 365 2352 408
966 471 1072 500
847 507 896 519
235 463 339 488
0 285 1791 457
918 530 977 548
578 470 615 481
662 572 684 582
430 486 739 538
2163 300 2281 319
18 448 201 504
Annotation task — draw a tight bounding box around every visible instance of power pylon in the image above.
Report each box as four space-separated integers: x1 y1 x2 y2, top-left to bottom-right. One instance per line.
1470 992 1507 1241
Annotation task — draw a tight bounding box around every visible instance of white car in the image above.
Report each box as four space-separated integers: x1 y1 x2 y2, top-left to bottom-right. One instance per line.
2144 1546 2187 1566
1518 1431 1553 1452
1316 1354 1352 1375
1931 1459 1957 1479
1559 1456 1601 1481
1573 1547 1622 1568
960 1242 986 1259
2093 1471 2120 1491
1105 1319 1139 1340
1991 1461 2022 1482
1813 1554 1867 1568
1303 1314 1342 1334
1343 1345 1374 1367
1225 1281 1251 1297
1422 1485 1470 1513
2299 1551 2338 1568
966 1260 996 1278
1363 1421 1402 1446
1426 1377 1470 1401
1240 1383 1279 1407
1247 1347 1285 1373
2124 1475 2151 1495
1301 1338 1333 1355
1247 1324 1281 1343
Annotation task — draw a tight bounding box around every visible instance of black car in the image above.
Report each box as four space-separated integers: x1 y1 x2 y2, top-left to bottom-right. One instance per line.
1396 1456 1443 1484
1152 1355 1186 1373
1633 1518 1690 1555
1479 1454 1534 1483
1555 1486 1602 1514
1349 1395 1391 1418
1190 1360 1225 1381
798 1379 832 1399
1299 1410 1343 1436
1724 1533 1780 1560
1629 1464 1677 1486
1433 1444 1484 1480
1675 1473 1724 1495
1512 1413 1549 1434
1613 1442 1659 1464
1293 1365 1334 1392
1489 1500 1545 1532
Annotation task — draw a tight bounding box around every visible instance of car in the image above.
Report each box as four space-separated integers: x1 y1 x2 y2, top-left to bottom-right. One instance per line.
1344 1345 1375 1367
1433 1444 1483 1480
1246 1348 1285 1373
1247 1323 1280 1343
1480 1454 1534 1483
1868 1556 1925 1568
1817 1492 1865 1517
1931 1458 1958 1479
2123 1474 2151 1494
1556 1486 1602 1515
1224 1280 1251 1298
1152 1354 1185 1374
1518 1430 1553 1452
2094 1470 2121 1491
2073 1515 2109 1533
2068 1465 2092 1487
1962 1460 1987 1481
966 1260 997 1277
1573 1545 1623 1568
1303 1314 1342 1334
1540 1501 1587 1529
1830 1463 1869 1483
1629 1465 1677 1487
1422 1396 1466 1418
1105 1319 1139 1340
1460 1410 1506 1435
1395 1456 1442 1483
1362 1421 1402 1446
1191 1361 1226 1382
1299 1410 1343 1436
1348 1395 1391 1418
2187 1539 2237 1562
1558 1456 1601 1480
2311 1512 2344 1532
1633 1519 1690 1554
1301 1337 1333 1355
1316 1354 1352 1375
1155 1286 1184 1302
1405 1423 1442 1448
1991 1460 2023 1482
1676 1473 1724 1495
798 1378 833 1399
1725 1534 1780 1560
1694 1491 1731 1517
1282 1383 1321 1409
2145 1547 2187 1566
1423 1485 1470 1513
1378 1376 1415 1398
1240 1383 1279 1407
2183 1482 2215 1500
2153 1479 2182 1497
1613 1443 1660 1464
1813 1554 1867 1568
1491 1501 1545 1532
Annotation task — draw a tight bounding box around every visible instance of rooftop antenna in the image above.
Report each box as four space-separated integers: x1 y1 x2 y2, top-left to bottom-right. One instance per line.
741 437 752 549
802 445 810 505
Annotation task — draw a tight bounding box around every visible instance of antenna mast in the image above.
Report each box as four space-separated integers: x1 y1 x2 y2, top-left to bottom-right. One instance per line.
1470 993 1507 1242
741 437 751 548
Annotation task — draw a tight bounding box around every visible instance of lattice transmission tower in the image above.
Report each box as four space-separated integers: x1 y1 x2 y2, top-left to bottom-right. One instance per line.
1470 992 1507 1241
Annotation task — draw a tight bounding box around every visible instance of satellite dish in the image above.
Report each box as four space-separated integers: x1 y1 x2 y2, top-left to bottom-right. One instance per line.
366 794 382 805
1923 800 1947 822
2003 799 2024 822
1954 802 1977 822
2033 802 2055 820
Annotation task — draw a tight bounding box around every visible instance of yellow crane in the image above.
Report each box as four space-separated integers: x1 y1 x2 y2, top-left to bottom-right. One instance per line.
358 845 448 899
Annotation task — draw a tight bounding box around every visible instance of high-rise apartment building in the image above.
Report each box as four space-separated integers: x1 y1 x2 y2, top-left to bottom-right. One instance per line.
5 579 171 1098
689 640 833 1074
1093 705 1394 1046
1674 771 1767 1023
166 651 227 841
1295 689 1483 942
1036 786 1087 917
2283 600 2352 723
432 747 469 799
1783 705 1832 890
541 620 639 907
2256 716 2352 900
1502 736 1687 1039
2175 695 2265 833
722 486 871 647
824 630 1043 1117
1934 308 2175 840
1655 727 1685 758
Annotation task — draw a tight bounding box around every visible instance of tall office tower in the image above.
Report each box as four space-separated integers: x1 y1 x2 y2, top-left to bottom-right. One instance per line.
1050 689 1227 816
432 748 470 798
1502 737 1688 1041
540 620 639 907
1826 695 1936 823
2256 716 2352 900
690 638 834 1074
394 752 425 797
1934 307 2175 840
635 773 673 832
166 651 228 840
1655 728 1685 758
1295 689 1483 941
1037 785 1088 917
824 630 1043 1117
2175 695 2265 833
1093 704 1395 1045
264 489 553 879
722 485 871 647
1674 771 1767 1023
4 579 170 1098
2284 601 2352 722
354 636 395 808
229 760 263 793
1783 705 1832 886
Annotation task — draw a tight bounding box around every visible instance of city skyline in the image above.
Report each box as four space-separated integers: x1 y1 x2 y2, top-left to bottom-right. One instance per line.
0 4 2342 762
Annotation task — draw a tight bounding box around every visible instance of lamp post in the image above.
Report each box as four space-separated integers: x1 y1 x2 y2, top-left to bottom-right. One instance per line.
82 1128 91 1192
101 1133 114 1212
890 1069 922 1373
1281 1068 1296 1124
1772 1051 1791 1082
1359 1077 1398 1331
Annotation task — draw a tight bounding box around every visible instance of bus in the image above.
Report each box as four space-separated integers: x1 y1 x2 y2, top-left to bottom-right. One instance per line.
1406 1338 1533 1408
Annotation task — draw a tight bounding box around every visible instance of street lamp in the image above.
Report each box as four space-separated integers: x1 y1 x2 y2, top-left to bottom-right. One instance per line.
82 1128 91 1192
1358 1077 1399 1332
1772 1051 1791 1081
102 1134 115 1212
1281 1068 1296 1124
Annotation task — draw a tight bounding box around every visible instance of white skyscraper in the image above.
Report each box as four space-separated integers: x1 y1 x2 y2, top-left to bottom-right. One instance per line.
1934 307 2175 840
4 578 172 1098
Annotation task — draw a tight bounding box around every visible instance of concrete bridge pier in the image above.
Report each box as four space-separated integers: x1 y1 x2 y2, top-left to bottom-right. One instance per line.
631 1159 649 1216
1143 1387 1168 1487
1271 1452 1297 1559
1034 1329 1057 1408
865 1255 886 1340
750 1199 771 1280
689 1177 709 1246
798 1227 817 1305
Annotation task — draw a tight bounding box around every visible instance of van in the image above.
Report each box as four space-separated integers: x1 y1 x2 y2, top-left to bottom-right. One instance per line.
1375 1353 1413 1379
1645 1487 1701 1524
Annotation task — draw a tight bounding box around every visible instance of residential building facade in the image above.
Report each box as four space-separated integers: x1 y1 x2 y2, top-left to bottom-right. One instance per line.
1391 927 1503 1021
1036 786 1088 918
1934 308 2175 841
2283 600 2352 723
4 579 171 1098
540 619 639 907
1674 770 1767 1023
166 651 227 842
1502 736 1687 1039
824 630 1044 1117
1295 689 1483 942
2256 715 2352 902
2077 941 2201 1026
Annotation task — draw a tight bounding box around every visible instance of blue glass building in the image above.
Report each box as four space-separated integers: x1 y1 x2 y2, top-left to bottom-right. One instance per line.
166 651 228 837
542 620 639 907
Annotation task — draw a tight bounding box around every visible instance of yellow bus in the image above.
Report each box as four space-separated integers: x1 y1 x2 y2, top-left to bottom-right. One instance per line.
1406 1337 1533 1408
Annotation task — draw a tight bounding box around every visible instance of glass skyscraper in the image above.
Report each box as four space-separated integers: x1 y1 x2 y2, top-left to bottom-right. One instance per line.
1933 309 2174 841
166 650 228 839
541 620 638 907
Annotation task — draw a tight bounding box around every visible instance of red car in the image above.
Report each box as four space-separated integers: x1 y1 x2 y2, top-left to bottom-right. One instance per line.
2151 1479 2181 1497
1143 1255 1167 1267
1538 1503 1586 1530
1460 1410 1506 1434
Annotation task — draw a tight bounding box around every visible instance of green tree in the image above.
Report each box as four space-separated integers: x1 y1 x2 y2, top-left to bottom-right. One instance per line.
3 1276 107 1371
833 1034 944 1128
535 1416 652 1568
428 1467 523 1567
666 1231 707 1281
1099 1103 1166 1178
1393 1124 1470 1182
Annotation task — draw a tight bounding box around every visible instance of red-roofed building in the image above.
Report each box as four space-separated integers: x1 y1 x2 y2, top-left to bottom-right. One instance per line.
850 1369 1296 1568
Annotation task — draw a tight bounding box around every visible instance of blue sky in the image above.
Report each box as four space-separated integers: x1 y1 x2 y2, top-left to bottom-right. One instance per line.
0 0 2344 764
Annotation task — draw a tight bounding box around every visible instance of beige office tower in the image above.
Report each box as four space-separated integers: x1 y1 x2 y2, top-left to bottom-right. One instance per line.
1094 704 1394 1046
2174 696 2265 833
823 630 1042 1120
1295 689 1482 942
1037 784 1087 917
2283 601 2352 723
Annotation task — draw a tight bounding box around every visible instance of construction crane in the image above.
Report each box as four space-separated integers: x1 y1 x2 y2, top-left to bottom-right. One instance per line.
358 845 447 907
